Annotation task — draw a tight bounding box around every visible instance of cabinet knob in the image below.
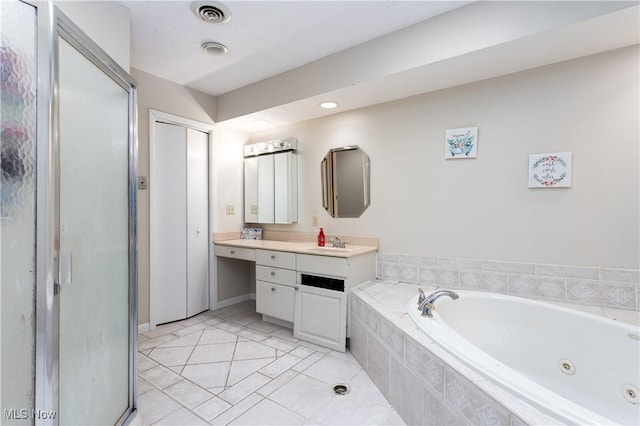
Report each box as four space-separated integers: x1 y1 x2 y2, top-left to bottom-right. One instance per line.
271 255 276 259
271 287 276 292
270 271 276 276
230 250 235 254
294 286 299 291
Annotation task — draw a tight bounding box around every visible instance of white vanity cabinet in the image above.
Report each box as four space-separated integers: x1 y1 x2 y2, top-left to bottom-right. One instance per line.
214 241 376 352
255 250 297 323
294 253 375 352
294 279 346 352
214 245 256 262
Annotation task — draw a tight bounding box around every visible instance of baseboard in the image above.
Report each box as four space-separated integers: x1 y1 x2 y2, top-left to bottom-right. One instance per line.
215 293 255 309
262 314 292 329
138 323 150 334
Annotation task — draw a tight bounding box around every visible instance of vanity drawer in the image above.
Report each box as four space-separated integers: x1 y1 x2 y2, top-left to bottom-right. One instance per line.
256 265 296 286
214 245 256 262
256 281 295 323
296 254 348 278
256 249 296 269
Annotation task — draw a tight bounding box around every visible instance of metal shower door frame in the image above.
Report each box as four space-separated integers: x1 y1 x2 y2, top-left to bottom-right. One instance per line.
34 3 138 424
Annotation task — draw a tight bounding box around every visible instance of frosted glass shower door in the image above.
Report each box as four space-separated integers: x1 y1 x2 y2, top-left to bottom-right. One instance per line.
57 36 131 424
1 0 37 418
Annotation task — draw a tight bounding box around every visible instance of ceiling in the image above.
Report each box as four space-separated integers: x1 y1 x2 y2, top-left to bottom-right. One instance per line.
119 1 639 133
120 0 469 96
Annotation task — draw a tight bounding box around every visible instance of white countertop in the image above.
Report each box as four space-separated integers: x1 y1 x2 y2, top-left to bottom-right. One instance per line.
214 239 377 258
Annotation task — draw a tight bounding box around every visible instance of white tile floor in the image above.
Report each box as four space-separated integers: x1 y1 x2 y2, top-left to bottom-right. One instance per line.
136 300 405 425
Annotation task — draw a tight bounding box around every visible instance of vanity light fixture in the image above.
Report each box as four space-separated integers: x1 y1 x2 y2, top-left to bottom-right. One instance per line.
243 138 298 157
320 101 338 109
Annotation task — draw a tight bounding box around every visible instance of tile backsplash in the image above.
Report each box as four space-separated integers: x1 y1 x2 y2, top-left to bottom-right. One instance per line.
377 253 639 311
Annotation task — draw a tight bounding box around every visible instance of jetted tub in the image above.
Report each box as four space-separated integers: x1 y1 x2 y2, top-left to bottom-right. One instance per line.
407 290 640 425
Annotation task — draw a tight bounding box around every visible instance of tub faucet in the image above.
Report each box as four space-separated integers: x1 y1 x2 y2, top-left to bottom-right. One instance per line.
419 290 459 317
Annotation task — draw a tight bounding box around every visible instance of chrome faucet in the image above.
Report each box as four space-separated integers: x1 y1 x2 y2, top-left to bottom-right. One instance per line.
418 289 459 317
331 236 346 248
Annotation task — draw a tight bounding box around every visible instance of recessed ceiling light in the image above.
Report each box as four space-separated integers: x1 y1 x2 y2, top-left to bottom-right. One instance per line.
253 119 269 126
320 101 338 109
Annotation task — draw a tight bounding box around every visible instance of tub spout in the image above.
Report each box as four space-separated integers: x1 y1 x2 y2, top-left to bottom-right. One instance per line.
419 290 459 317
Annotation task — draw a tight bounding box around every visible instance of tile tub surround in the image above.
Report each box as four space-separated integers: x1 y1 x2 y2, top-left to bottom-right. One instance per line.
136 299 404 425
350 282 567 426
377 253 640 311
350 281 640 426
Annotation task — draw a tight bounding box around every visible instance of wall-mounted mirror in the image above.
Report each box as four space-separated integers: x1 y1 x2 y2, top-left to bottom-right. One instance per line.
321 146 370 218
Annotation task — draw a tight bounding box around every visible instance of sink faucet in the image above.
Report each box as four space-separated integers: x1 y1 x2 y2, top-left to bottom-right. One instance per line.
418 289 459 317
330 236 346 248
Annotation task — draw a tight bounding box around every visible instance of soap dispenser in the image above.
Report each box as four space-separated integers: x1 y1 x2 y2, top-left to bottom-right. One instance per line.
317 228 325 247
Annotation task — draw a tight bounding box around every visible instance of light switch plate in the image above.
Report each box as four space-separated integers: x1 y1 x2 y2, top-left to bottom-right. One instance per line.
226 204 235 215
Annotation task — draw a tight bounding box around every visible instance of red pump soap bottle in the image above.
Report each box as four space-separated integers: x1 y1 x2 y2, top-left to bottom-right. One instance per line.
317 228 325 247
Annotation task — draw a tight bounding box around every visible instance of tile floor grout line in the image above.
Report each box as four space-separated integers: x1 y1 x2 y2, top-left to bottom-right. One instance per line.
211 394 265 425
140 317 221 425
139 368 212 425
222 333 241 389
179 329 206 375
137 298 404 425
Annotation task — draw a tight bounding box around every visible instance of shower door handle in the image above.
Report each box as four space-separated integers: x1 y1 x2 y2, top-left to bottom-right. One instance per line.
57 251 72 286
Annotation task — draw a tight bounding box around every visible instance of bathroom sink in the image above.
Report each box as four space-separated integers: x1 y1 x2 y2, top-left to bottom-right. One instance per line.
304 247 353 254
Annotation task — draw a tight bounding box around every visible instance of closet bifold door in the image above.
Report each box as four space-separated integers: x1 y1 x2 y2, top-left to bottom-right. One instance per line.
152 122 188 325
151 123 209 326
186 128 209 317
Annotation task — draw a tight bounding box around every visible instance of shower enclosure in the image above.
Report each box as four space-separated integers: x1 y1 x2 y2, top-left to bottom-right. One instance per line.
1 1 137 424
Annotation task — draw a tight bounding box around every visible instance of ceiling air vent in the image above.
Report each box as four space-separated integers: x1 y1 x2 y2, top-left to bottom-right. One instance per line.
201 41 229 55
191 2 231 24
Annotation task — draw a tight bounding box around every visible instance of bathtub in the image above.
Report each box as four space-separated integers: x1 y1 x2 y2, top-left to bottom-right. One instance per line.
407 290 640 425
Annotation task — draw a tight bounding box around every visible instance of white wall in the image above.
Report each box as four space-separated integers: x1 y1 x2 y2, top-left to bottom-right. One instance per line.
55 1 130 71
237 46 639 270
214 126 250 231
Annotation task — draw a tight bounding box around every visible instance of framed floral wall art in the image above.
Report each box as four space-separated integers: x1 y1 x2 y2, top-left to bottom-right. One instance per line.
445 127 478 159
528 152 572 188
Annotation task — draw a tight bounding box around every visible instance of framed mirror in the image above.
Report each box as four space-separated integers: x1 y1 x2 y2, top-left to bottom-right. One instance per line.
321 146 370 218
